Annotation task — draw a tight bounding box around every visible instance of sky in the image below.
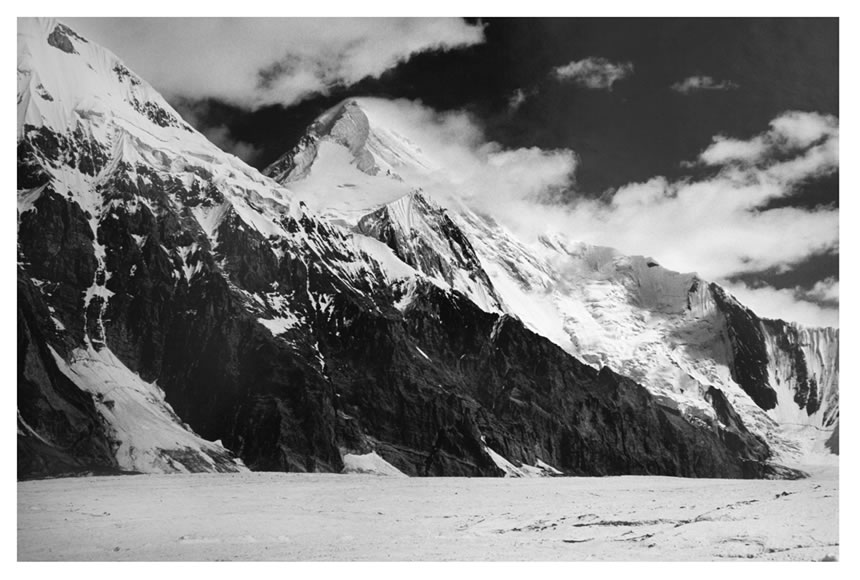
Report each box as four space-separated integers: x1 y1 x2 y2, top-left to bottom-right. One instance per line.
65 17 839 327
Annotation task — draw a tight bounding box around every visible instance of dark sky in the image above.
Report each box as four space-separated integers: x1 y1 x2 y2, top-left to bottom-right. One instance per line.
172 17 838 292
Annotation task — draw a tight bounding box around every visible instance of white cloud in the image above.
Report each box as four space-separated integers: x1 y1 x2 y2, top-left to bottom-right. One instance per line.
698 110 838 167
507 88 529 112
803 277 840 303
552 57 633 90
552 177 837 282
353 98 578 213
770 110 839 149
64 17 484 109
721 281 838 328
671 75 738 94
697 136 769 165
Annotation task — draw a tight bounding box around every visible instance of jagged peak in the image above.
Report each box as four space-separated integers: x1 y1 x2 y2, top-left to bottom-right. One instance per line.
383 188 434 212
18 18 71 44
361 189 452 239
265 97 437 186
17 17 196 142
310 99 371 150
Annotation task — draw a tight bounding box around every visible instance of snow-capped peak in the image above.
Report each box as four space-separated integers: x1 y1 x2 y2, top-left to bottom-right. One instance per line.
18 18 191 139
357 190 504 313
18 18 303 243
265 98 437 186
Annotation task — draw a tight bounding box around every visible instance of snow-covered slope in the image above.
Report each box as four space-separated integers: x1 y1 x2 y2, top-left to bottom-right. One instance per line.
267 97 839 467
48 344 241 473
356 191 504 313
341 451 407 477
484 236 839 465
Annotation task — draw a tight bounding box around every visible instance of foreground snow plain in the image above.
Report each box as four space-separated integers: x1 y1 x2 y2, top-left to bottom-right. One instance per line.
18 469 837 561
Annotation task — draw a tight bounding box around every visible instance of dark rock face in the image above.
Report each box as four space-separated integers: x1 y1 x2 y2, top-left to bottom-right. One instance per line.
704 386 761 456
263 134 318 183
47 24 84 54
710 284 777 410
761 319 820 415
20 125 109 178
18 274 118 477
825 423 839 454
130 96 183 129
357 192 500 306
113 63 141 86
17 188 97 348
300 280 775 478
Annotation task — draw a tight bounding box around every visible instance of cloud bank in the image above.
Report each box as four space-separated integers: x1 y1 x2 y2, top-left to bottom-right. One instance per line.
65 18 484 109
554 111 838 280
355 98 578 211
552 57 633 90
671 75 739 94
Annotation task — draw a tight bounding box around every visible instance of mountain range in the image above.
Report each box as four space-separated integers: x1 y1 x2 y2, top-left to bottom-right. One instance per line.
17 18 838 480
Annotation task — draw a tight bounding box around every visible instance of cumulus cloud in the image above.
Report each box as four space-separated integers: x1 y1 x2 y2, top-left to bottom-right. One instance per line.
771 111 839 149
551 111 838 277
553 177 837 282
506 87 542 113
552 57 633 90
354 98 578 212
698 111 838 167
721 281 838 328
65 17 484 109
507 88 529 112
671 75 739 94
803 276 840 304
696 136 769 166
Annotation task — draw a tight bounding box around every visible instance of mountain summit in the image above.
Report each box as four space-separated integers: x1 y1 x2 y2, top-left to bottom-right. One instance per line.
17 19 836 480
265 98 437 184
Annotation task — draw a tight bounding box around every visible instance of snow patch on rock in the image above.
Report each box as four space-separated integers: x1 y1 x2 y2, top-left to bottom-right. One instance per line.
48 344 246 474
341 451 407 477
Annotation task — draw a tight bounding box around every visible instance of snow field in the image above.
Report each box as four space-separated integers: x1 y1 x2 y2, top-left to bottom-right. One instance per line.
18 469 837 561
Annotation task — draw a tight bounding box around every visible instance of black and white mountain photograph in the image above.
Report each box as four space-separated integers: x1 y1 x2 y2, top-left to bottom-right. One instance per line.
14 7 849 565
